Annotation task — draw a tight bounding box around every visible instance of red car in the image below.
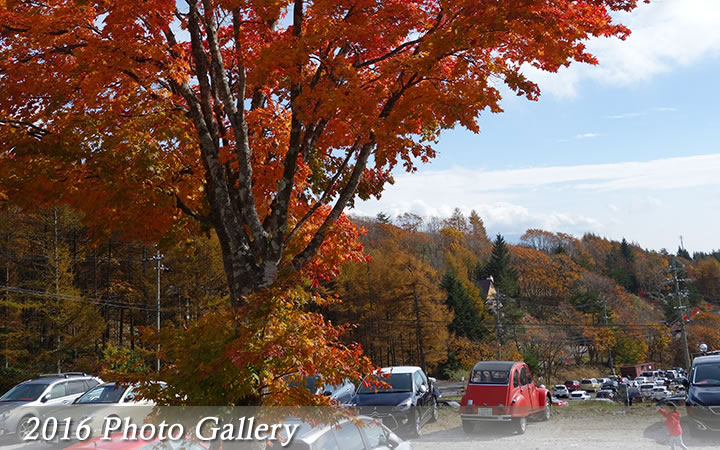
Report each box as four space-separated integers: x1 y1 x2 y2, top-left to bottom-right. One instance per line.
459 361 551 434
64 433 209 450
564 379 581 391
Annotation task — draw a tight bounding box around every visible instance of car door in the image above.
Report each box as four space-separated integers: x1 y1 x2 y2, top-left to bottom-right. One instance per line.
332 422 366 450
412 371 427 421
66 380 88 402
521 367 536 413
360 419 395 449
45 381 72 406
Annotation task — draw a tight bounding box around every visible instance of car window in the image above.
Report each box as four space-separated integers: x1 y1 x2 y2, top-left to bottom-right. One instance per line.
471 369 510 385
357 373 412 394
520 368 528 386
0 382 52 402
49 382 67 399
85 379 100 390
413 371 425 391
361 420 388 449
75 384 126 404
526 369 533 385
311 429 339 450
67 380 87 395
513 371 519 388
333 423 365 450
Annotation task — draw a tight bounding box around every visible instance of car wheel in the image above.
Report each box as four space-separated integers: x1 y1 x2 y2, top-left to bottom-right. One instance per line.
16 415 35 443
513 416 527 434
428 396 439 423
541 396 551 421
462 420 475 434
407 410 422 439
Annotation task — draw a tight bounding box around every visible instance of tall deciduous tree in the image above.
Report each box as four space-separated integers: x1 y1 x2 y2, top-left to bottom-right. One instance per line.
1 0 644 304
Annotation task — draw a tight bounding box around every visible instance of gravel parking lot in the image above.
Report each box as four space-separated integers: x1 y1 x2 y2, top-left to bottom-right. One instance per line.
412 403 720 449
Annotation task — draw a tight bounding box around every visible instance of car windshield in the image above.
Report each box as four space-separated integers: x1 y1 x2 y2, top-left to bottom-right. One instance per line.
571 392 584 396
470 369 510 385
75 384 126 404
554 385 565 389
693 364 720 387
0 383 51 402
357 373 412 394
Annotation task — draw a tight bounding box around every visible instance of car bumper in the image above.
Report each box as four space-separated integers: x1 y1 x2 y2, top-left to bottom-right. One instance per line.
460 413 513 422
357 408 413 431
686 405 720 431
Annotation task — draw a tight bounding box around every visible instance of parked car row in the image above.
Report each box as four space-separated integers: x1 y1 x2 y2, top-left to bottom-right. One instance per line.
0 372 165 442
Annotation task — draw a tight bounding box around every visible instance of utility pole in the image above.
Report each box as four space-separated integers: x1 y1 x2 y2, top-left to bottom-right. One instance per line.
671 257 692 370
487 277 502 360
145 250 167 372
603 298 615 374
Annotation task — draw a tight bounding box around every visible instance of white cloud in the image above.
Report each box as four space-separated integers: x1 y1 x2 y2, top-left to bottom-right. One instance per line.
608 112 643 119
354 153 720 248
523 0 720 97
575 132 601 139
378 153 720 194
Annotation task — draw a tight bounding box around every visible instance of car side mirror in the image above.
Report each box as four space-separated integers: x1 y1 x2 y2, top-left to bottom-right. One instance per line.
418 384 427 394
124 394 135 402
386 432 401 449
41 394 50 403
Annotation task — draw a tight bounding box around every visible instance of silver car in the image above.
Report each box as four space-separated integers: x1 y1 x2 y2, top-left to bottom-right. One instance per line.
283 416 411 449
0 373 102 441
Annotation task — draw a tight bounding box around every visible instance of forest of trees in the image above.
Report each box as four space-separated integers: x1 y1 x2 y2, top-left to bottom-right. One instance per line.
3 206 720 392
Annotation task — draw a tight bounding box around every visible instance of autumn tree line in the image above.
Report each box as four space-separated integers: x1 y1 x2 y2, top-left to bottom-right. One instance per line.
3 206 720 392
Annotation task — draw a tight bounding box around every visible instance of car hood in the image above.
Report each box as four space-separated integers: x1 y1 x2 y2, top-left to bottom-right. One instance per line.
352 392 413 407
689 386 720 406
0 402 25 414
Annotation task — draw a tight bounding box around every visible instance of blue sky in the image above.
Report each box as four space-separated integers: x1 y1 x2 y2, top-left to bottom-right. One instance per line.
355 0 720 253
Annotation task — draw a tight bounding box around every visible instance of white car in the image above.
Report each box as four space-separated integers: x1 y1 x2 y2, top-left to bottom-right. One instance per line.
569 390 591 401
652 387 671 401
655 378 668 386
72 382 163 405
639 383 656 399
0 373 102 440
553 385 570 398
634 376 648 384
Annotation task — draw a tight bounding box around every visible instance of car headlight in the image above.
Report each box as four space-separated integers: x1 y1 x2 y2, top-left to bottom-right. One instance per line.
393 398 413 411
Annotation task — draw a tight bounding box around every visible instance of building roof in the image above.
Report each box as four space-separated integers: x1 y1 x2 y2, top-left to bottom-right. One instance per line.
477 279 494 298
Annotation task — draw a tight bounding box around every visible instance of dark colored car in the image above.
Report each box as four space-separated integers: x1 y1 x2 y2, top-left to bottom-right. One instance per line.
684 354 720 432
602 380 619 392
351 366 438 438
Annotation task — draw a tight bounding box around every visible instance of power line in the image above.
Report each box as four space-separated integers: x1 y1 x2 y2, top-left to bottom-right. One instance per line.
0 285 158 312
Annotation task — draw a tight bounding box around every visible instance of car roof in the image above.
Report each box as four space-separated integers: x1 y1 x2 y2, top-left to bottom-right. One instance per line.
471 361 517 372
380 366 421 374
693 354 720 365
288 416 381 443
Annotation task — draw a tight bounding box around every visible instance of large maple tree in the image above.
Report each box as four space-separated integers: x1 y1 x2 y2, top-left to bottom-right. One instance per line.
1 0 644 304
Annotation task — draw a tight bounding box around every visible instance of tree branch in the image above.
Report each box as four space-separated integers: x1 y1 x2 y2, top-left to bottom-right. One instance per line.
284 141 357 248
174 193 212 224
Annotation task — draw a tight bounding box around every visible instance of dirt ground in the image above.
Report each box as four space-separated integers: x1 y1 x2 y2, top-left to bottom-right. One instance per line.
412 402 720 449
